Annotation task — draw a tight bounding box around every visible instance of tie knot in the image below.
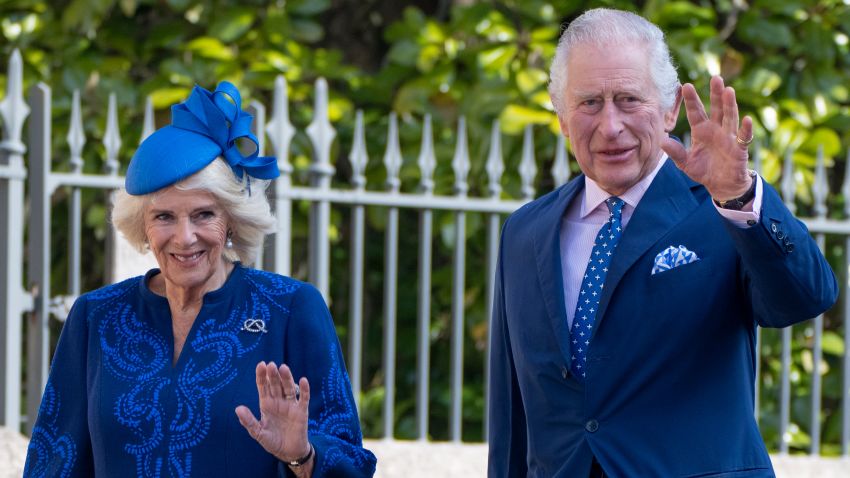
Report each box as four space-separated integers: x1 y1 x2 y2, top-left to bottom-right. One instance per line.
605 197 624 219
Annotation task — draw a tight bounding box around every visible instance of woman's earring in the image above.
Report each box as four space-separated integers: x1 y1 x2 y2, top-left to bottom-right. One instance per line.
225 230 233 249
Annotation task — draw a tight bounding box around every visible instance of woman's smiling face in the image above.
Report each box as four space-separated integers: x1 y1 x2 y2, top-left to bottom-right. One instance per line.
144 187 230 295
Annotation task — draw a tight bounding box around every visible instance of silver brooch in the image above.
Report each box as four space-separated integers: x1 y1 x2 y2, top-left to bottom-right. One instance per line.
241 318 268 334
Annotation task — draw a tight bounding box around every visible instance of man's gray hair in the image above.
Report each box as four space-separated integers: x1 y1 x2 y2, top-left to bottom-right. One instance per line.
548 8 680 114
112 158 275 267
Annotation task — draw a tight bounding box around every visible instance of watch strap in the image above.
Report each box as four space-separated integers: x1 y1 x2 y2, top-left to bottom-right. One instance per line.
713 170 757 210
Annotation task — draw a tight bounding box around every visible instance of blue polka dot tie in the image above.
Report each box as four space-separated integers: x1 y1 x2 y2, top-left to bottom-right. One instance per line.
570 197 624 382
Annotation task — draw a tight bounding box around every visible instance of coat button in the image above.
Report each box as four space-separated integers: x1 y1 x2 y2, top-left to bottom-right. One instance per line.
562 367 569 379
746 219 757 226
771 223 778 233
785 243 795 253
776 230 785 240
585 419 599 433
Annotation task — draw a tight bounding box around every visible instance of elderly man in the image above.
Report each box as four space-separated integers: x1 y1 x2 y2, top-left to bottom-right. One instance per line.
488 8 837 478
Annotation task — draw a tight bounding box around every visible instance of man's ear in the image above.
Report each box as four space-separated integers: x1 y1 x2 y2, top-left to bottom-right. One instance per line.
664 85 683 131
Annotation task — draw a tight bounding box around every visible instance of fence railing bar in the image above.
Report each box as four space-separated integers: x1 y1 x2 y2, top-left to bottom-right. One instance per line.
266 76 296 276
416 209 432 441
348 110 368 413
141 96 155 141
778 150 796 455
811 233 826 455
0 48 29 429
306 78 335 299
752 144 762 424
843 235 850 457
552 135 570 187
450 118 470 442
276 188 528 213
104 93 121 176
483 119 504 441
25 82 52 435
779 326 792 454
382 113 402 439
519 125 537 200
416 114 435 441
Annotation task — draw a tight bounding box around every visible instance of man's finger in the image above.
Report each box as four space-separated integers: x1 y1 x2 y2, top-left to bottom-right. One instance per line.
709 76 725 124
738 115 754 148
680 84 708 128
722 86 740 135
661 137 687 167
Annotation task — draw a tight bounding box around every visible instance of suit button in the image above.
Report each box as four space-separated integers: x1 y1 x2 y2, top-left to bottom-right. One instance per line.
585 419 599 433
562 367 569 379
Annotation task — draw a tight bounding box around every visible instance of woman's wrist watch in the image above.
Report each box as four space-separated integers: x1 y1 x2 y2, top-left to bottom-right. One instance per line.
713 170 758 210
286 443 314 467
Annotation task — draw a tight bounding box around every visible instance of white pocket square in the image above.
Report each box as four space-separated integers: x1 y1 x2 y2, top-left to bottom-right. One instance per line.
651 245 700 275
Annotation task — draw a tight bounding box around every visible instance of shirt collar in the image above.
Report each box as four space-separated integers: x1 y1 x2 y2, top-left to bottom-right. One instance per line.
580 154 668 219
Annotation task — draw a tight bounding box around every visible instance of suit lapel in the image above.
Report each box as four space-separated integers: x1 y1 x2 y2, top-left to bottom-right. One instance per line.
594 161 700 323
534 177 583 363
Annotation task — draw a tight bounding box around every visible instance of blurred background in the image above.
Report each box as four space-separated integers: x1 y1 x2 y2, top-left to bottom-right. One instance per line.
1 0 849 463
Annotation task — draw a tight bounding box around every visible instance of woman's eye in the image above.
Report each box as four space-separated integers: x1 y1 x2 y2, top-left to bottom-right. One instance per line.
155 213 172 221
196 211 215 220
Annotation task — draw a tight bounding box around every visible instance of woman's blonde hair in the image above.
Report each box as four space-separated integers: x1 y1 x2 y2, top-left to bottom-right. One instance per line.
112 158 275 266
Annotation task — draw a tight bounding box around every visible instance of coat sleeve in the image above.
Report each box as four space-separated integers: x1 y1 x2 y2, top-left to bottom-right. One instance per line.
24 297 94 477
280 283 376 478
723 181 838 328
487 222 528 478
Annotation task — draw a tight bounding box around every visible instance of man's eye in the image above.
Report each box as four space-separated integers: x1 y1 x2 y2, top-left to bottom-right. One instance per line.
582 99 599 106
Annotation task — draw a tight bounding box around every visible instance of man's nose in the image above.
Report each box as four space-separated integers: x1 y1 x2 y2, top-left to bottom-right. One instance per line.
598 102 624 138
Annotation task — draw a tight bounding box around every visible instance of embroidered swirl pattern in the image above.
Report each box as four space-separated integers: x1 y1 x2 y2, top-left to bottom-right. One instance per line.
26 269 373 477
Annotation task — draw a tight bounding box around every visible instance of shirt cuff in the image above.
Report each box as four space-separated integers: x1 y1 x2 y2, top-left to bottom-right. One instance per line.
714 175 763 228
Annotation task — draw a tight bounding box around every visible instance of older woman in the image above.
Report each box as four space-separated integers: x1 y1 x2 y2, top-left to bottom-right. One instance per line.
24 82 376 477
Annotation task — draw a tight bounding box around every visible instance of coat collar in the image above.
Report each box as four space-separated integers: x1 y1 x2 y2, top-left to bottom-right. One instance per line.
532 161 700 363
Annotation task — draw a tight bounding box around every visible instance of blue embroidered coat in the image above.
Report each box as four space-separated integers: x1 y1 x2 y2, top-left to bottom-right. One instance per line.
24 264 377 477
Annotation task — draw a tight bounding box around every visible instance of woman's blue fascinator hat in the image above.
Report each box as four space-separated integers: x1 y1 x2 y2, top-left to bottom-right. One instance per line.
125 81 279 195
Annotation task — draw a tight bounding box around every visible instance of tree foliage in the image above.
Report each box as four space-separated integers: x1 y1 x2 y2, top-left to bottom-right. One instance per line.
1 0 848 450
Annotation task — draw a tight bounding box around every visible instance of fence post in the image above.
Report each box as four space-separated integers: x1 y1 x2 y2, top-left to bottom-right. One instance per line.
25 82 51 435
0 49 31 430
264 76 295 276
306 78 335 299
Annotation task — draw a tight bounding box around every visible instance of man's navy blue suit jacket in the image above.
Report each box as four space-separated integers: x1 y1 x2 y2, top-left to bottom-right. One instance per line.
488 160 838 477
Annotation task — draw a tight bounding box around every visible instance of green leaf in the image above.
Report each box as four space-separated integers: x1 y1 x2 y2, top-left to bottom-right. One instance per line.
741 68 783 97
737 14 793 48
800 127 841 157
287 0 331 16
478 45 518 73
290 18 323 43
209 7 255 43
150 87 191 108
498 104 554 135
822 331 845 357
185 36 235 61
516 68 547 95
